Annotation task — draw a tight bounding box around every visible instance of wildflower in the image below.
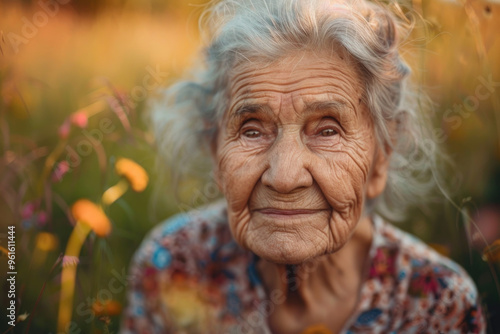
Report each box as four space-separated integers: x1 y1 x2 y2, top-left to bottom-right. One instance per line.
70 111 88 128
37 212 49 226
71 199 111 237
36 232 58 252
101 158 149 206
92 300 122 317
115 158 149 192
58 120 71 139
32 232 58 267
21 202 36 219
58 199 111 332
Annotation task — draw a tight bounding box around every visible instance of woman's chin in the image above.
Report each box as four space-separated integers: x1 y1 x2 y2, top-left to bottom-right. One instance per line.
249 237 328 265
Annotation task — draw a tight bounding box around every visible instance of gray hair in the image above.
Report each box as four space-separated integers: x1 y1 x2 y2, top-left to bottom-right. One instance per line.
150 0 445 221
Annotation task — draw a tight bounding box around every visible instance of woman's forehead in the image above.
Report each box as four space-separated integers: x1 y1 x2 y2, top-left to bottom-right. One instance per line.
226 50 365 118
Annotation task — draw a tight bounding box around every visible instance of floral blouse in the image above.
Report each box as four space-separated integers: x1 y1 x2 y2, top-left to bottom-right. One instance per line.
121 199 485 333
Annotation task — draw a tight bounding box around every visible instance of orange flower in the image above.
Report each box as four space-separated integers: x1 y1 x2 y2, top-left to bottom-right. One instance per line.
92 300 122 317
101 158 149 206
58 199 111 332
115 158 149 192
71 199 111 237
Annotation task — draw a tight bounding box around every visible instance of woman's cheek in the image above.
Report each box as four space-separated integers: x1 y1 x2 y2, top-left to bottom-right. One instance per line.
228 211 252 249
313 156 364 215
218 148 263 207
219 152 263 250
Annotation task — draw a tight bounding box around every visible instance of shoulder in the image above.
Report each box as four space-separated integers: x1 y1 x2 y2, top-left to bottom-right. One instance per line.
130 198 233 273
122 198 247 333
371 216 485 333
376 217 477 298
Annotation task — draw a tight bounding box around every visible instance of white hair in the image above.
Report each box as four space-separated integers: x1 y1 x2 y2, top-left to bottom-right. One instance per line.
150 0 445 221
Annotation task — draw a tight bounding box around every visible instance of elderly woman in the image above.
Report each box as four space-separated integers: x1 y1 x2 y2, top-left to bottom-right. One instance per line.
121 0 485 333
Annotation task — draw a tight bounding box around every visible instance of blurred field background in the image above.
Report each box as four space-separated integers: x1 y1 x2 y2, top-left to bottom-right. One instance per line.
0 0 499 333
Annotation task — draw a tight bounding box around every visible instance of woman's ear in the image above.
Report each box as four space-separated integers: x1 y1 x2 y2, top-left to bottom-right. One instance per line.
366 145 391 199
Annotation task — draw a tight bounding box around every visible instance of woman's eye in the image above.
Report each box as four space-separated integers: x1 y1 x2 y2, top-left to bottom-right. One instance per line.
319 128 337 137
243 129 261 138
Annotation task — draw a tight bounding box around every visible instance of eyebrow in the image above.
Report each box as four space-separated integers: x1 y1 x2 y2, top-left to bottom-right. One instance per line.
303 100 347 114
230 100 348 121
230 103 274 121
234 104 262 116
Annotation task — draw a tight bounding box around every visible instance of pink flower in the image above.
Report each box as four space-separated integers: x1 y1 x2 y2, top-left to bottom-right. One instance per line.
21 202 36 219
37 212 49 226
70 111 88 128
58 120 71 139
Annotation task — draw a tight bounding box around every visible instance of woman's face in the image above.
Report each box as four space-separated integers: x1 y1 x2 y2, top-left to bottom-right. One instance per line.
213 50 389 264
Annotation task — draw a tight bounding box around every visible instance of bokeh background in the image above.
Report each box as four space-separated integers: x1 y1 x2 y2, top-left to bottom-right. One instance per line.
0 0 499 332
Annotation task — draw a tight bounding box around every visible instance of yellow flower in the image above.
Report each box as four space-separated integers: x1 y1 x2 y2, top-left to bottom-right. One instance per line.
36 232 58 252
115 158 149 192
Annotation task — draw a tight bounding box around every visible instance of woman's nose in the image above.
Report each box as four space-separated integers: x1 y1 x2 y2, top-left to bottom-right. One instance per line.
261 132 313 193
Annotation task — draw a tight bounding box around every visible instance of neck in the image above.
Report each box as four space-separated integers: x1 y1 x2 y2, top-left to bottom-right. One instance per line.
256 215 373 325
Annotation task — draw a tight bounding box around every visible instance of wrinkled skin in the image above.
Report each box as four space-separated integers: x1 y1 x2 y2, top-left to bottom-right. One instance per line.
213 49 389 264
211 49 391 332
